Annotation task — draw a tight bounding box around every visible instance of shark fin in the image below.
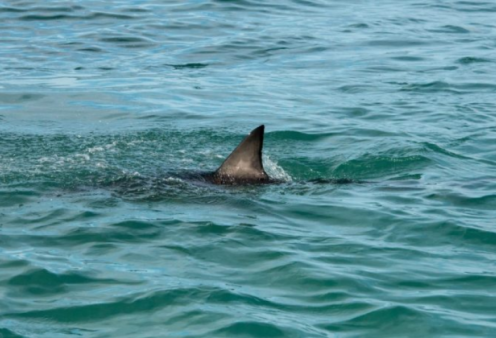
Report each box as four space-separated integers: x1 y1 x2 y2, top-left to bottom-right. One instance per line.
214 125 269 183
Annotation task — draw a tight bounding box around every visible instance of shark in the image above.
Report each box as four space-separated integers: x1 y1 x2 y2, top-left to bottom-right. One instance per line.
108 124 354 196
196 124 356 185
201 125 274 185
197 124 356 186
105 125 272 195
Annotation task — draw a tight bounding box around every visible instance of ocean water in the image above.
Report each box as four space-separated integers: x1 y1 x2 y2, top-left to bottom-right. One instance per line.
1 0 496 337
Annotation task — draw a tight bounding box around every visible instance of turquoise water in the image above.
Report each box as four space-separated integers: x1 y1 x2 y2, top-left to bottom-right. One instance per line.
1 0 496 337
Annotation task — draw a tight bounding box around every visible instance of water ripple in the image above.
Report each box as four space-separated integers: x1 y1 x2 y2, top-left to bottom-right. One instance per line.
1 0 496 336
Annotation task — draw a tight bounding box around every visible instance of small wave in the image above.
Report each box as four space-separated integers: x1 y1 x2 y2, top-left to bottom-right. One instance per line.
457 56 492 64
400 81 454 93
0 93 45 104
77 47 103 53
391 56 425 62
12 7 138 21
0 328 24 338
89 12 136 20
422 142 470 160
400 81 496 94
0 190 39 207
166 63 209 70
347 23 369 29
7 268 133 296
6 288 206 322
413 220 496 248
263 155 292 182
0 7 25 13
270 130 335 141
367 39 428 47
337 85 376 94
426 193 496 211
0 5 83 14
99 36 154 44
428 25 471 34
19 14 78 21
333 154 430 180
320 305 426 333
212 321 286 337
452 2 496 13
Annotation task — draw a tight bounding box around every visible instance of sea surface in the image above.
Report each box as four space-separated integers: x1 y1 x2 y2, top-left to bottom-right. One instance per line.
1 0 496 337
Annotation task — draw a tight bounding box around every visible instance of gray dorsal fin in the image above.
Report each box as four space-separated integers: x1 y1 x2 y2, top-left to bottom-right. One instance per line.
215 125 269 182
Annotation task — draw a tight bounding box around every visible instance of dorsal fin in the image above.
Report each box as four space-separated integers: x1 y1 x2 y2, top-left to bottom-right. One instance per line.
214 125 269 183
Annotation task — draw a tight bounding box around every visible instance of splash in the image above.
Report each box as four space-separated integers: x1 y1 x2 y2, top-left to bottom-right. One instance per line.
263 155 292 182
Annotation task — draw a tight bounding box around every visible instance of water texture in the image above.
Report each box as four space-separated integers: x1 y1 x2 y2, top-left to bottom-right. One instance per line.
1 0 496 337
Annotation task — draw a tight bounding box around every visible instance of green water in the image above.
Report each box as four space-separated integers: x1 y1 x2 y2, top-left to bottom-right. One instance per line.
1 0 496 337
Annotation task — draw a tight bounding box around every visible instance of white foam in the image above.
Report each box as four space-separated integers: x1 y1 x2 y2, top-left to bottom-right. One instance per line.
75 154 90 161
87 146 104 154
263 155 292 182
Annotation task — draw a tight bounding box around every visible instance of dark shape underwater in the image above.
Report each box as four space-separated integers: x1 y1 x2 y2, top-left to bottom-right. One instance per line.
106 125 356 200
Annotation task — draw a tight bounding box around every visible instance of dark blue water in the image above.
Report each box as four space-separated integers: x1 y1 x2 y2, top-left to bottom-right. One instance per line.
1 1 496 337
